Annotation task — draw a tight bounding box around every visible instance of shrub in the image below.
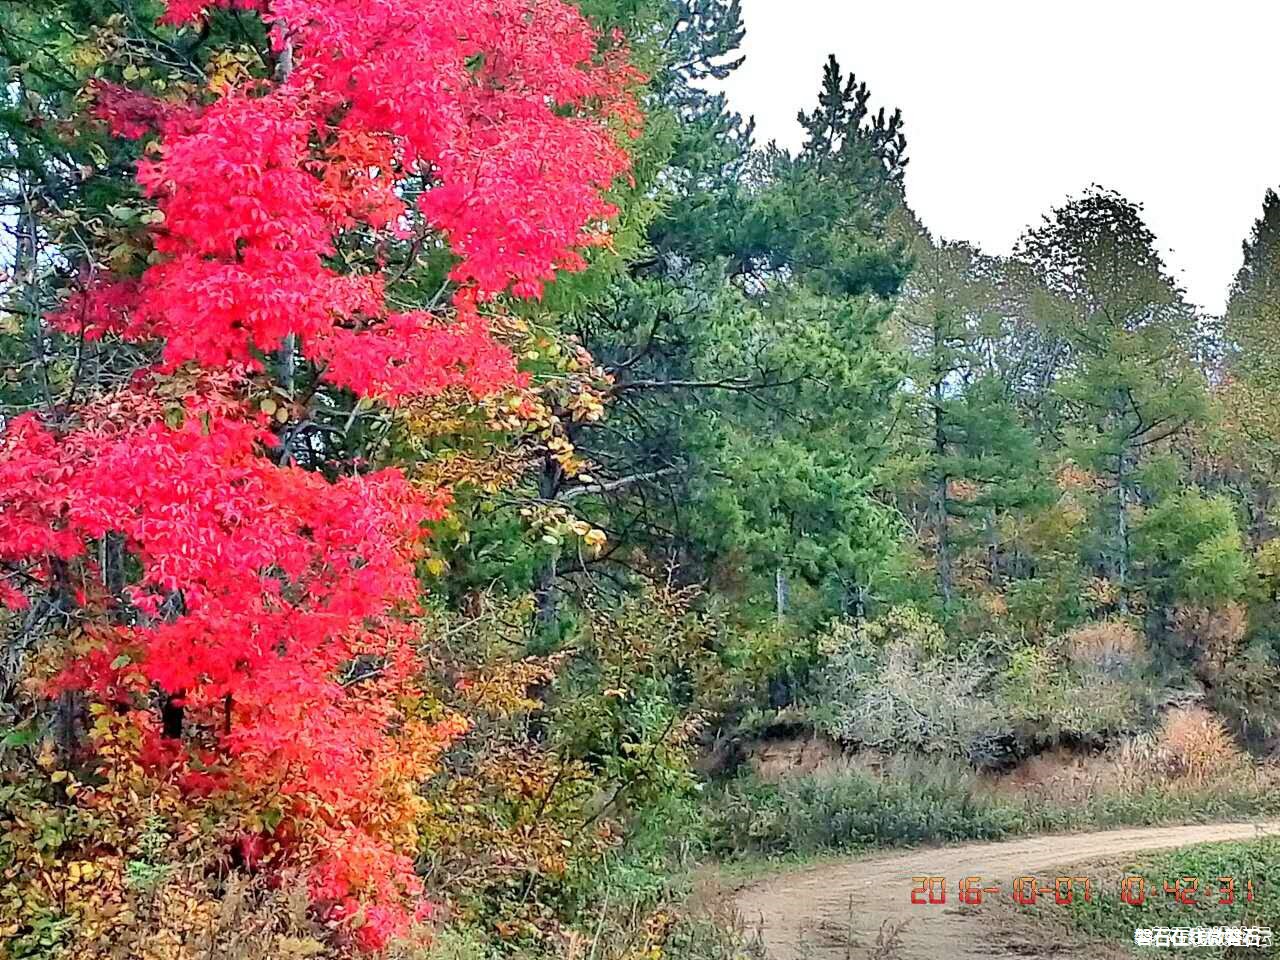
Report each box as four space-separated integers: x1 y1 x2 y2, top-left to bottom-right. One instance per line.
813 611 1003 760
1209 644 1280 751
1133 490 1249 605
396 926 496 960
1171 603 1248 680
994 643 1145 753
701 759 1025 857
815 612 1151 766
1064 619 1146 674
1157 706 1247 783
413 584 725 941
701 752 1280 861
399 899 763 960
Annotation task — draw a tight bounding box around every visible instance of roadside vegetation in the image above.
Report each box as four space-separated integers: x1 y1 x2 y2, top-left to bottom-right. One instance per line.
1039 839 1280 960
705 752 1280 862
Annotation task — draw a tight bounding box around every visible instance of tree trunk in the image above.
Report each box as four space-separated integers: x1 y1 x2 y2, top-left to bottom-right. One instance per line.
985 508 1000 587
276 41 297 400
534 454 564 629
104 532 127 612
774 566 789 621
280 333 297 396
15 183 50 408
932 389 951 604
844 582 868 621
930 304 952 605
534 557 558 630
1116 444 1131 614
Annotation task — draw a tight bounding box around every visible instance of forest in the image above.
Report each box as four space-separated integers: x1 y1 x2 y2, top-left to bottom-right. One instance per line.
2 1 1280 959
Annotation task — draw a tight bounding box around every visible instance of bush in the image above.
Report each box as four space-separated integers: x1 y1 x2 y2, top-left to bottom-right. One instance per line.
398 927 496 960
1134 490 1250 606
812 610 1004 760
701 759 1024 857
405 899 763 960
1210 644 1280 751
1065 619 1146 674
813 609 1154 768
1172 603 1248 680
996 639 1147 750
1157 706 1248 783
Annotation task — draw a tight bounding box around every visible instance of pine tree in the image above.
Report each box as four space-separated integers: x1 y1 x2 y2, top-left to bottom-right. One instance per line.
1015 187 1207 611
891 227 1048 605
509 47 914 626
1219 188 1280 505
1227 187 1280 381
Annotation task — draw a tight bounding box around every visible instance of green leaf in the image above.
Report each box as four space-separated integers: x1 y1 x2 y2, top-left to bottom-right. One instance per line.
2 725 37 748
262 806 284 832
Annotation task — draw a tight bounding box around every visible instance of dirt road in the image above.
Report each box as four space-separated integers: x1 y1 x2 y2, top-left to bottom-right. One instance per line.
734 820 1280 960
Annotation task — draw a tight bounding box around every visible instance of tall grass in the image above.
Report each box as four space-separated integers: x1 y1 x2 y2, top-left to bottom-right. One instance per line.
702 756 1280 860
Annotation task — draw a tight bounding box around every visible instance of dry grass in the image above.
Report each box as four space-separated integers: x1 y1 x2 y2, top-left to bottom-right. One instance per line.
868 918 909 960
1064 619 1145 673
80 872 343 960
1156 705 1248 784
979 745 1121 805
981 714 1261 805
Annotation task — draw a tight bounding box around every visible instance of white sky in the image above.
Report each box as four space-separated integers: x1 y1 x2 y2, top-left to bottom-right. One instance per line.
713 0 1280 313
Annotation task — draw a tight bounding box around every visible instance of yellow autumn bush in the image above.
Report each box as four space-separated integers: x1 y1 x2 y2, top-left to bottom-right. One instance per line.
1156 706 1247 783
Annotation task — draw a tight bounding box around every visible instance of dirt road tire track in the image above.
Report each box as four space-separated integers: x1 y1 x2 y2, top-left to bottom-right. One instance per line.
733 820 1280 959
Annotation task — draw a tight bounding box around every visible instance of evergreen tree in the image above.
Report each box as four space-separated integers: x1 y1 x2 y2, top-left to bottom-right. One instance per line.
1226 187 1280 381
1219 188 1280 516
515 50 914 626
893 233 1047 603
1015 187 1208 612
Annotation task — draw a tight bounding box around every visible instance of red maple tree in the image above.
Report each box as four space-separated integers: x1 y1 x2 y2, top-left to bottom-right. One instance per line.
0 0 638 948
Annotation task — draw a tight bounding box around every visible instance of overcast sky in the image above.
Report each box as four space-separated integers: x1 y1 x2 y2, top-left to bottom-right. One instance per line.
713 0 1280 313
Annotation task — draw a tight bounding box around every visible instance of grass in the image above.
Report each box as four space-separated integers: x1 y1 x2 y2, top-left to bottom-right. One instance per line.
701 756 1280 861
1051 837 1280 958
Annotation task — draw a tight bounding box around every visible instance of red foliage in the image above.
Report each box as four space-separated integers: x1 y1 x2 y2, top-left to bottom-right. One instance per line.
45 276 140 342
158 0 268 26
89 81 194 140
5 0 638 949
71 0 640 377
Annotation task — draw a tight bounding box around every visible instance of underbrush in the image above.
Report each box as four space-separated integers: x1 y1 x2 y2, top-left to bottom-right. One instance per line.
808 609 1159 769
702 753 1280 860
413 858 766 960
418 906 765 960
